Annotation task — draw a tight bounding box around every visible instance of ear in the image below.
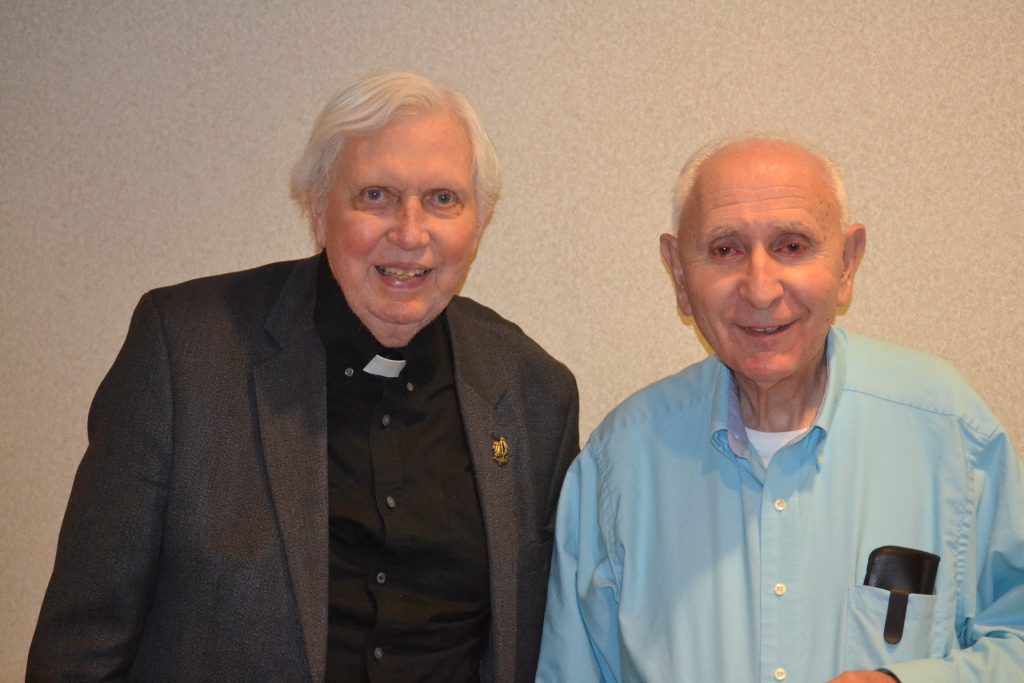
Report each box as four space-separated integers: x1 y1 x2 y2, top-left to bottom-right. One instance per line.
475 197 494 233
837 223 867 308
466 223 483 263
310 192 327 248
660 233 693 317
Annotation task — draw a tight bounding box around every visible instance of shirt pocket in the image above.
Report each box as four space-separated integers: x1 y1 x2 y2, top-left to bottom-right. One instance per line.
844 584 937 670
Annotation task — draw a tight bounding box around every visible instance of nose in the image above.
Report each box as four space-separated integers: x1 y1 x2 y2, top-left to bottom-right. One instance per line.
387 197 430 250
739 247 783 309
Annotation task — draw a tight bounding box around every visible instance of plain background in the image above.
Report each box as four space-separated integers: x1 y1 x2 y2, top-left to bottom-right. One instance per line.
2 1 1021 677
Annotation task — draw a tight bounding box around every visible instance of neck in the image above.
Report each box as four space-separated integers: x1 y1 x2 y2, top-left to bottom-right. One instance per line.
357 314 426 349
368 325 417 349
735 360 827 432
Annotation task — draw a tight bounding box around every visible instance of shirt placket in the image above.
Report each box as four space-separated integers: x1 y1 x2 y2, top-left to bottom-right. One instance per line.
366 378 405 675
759 439 817 683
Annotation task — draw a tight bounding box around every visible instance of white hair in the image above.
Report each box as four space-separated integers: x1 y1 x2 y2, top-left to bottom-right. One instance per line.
290 71 501 231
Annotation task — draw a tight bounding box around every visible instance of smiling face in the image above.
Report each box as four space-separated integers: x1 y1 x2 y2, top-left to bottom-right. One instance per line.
313 110 480 347
660 140 866 399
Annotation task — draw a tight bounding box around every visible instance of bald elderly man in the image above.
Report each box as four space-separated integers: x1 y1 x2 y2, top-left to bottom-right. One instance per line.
537 137 1024 682
29 72 578 682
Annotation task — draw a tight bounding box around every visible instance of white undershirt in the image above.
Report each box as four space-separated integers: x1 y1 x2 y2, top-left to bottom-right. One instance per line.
745 427 808 468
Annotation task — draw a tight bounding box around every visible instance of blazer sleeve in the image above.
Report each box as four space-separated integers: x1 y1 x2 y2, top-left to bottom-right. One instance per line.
27 293 173 680
540 367 580 536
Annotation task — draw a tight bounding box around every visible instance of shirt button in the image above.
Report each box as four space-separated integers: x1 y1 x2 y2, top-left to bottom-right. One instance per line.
381 414 390 427
406 381 414 392
373 646 384 660
774 667 787 680
774 499 786 512
376 571 386 584
773 583 787 596
344 367 354 378
385 495 396 509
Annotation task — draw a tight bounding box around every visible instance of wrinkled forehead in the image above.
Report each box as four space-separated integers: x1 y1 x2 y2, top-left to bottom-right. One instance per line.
685 142 841 235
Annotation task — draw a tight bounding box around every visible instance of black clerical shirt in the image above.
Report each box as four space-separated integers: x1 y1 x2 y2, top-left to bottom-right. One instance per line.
314 254 490 683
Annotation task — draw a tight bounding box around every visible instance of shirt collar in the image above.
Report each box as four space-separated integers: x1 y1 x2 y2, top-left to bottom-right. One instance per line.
313 251 448 384
814 327 847 441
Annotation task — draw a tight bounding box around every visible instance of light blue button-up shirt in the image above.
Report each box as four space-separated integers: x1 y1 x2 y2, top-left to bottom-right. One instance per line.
537 328 1024 682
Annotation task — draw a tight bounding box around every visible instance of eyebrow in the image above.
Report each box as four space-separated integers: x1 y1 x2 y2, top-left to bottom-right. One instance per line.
702 221 814 240
771 221 815 235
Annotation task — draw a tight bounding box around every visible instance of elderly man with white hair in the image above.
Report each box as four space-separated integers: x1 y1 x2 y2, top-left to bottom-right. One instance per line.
537 137 1023 682
29 72 578 683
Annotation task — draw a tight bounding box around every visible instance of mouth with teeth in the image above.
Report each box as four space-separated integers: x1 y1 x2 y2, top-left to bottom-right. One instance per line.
376 265 428 282
744 322 792 336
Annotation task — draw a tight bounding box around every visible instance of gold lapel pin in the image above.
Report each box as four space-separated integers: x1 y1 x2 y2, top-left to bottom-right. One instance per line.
491 436 510 465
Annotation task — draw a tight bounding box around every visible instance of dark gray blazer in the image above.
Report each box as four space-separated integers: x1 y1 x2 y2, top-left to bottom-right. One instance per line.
28 255 579 683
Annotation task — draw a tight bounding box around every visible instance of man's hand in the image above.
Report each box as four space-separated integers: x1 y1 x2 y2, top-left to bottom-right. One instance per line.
827 671 898 683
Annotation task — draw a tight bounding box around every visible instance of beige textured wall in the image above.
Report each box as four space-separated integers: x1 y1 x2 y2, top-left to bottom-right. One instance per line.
2 1 1021 676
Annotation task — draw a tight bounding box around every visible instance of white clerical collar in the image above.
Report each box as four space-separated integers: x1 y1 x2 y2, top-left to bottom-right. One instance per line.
363 354 406 378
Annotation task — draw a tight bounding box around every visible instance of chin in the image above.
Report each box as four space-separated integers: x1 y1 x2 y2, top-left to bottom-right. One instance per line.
372 299 432 323
732 359 799 386
381 310 435 331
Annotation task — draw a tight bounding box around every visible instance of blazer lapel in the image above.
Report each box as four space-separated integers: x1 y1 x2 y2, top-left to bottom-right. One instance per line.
253 257 328 682
446 299 521 682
